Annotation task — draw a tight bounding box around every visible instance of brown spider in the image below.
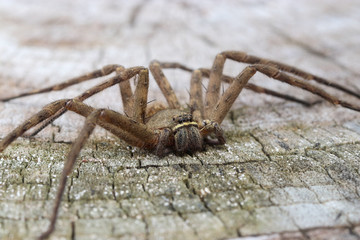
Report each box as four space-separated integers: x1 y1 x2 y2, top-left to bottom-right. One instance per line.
0 51 359 239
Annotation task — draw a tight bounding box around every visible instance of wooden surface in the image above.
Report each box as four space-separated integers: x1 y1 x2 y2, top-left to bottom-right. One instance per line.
0 0 360 239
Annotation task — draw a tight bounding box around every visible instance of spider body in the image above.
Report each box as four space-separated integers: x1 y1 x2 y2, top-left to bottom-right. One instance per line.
146 109 204 156
1 51 359 239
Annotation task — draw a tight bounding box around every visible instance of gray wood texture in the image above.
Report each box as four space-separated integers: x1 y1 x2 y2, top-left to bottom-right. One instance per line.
0 0 360 239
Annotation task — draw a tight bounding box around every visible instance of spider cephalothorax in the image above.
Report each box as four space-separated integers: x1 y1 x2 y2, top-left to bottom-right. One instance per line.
145 109 205 156
1 51 360 239
170 112 204 154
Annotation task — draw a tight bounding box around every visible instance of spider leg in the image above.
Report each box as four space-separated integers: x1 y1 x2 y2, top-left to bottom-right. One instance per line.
154 128 172 157
211 66 257 124
211 64 360 125
206 51 360 120
158 62 194 72
204 54 227 118
149 61 181 109
0 69 158 152
244 83 318 106
78 103 157 148
38 109 103 240
118 67 134 116
0 64 123 102
0 100 65 151
38 98 157 239
189 70 204 123
0 98 156 152
157 59 226 119
132 69 149 123
24 107 67 138
157 61 315 109
75 67 144 102
199 68 317 106
221 51 360 99
25 67 144 137
186 67 225 145
195 67 256 146
252 64 360 112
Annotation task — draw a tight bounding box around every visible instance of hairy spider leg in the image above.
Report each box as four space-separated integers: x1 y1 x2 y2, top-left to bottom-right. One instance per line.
189 70 204 123
158 62 314 108
210 66 256 124
0 65 144 137
198 68 317 106
149 61 181 109
132 69 149 123
37 71 155 238
38 100 158 239
0 68 157 152
66 100 157 149
0 100 64 151
204 54 226 118
205 53 360 117
26 67 142 137
209 61 360 124
118 67 134 116
221 51 360 99
38 109 102 240
117 68 150 122
252 64 360 111
0 64 124 102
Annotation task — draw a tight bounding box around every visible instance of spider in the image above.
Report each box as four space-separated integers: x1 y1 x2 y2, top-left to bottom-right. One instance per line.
0 51 359 239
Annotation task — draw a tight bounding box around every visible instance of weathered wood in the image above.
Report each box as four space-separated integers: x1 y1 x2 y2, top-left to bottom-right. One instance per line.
1 0 360 239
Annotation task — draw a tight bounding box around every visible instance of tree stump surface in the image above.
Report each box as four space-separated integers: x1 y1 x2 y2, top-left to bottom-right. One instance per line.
0 1 360 239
